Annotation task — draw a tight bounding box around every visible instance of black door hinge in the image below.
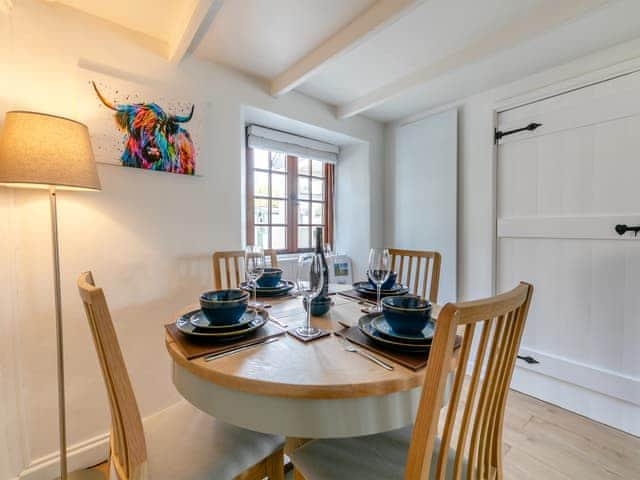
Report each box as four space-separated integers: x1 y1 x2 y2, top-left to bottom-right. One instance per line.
495 122 542 143
517 355 540 365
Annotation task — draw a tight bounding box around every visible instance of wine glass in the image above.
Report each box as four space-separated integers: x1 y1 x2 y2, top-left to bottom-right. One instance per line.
244 246 265 309
366 248 391 314
296 253 324 338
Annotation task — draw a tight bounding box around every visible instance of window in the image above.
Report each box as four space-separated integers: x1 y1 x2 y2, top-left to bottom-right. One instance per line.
246 148 334 253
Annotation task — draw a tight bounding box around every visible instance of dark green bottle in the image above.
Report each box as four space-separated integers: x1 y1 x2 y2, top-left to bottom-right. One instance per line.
309 226 330 315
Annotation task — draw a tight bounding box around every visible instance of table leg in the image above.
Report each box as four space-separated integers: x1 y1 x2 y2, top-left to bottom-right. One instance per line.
284 437 310 456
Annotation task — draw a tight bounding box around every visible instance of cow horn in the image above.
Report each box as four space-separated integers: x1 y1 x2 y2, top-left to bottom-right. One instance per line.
172 105 194 123
92 81 118 111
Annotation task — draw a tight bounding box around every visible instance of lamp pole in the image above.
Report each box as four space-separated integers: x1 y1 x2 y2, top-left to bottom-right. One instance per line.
50 186 68 479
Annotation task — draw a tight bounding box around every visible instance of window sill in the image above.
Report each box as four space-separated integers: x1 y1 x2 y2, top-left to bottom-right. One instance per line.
277 253 302 262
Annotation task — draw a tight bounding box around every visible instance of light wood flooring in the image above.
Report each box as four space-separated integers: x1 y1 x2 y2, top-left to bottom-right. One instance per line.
90 389 640 479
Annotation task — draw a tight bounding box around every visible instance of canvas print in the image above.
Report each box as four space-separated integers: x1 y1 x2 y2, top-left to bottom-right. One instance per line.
86 75 202 176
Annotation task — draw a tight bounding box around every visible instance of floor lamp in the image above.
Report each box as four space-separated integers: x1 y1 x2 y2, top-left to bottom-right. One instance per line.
0 111 104 480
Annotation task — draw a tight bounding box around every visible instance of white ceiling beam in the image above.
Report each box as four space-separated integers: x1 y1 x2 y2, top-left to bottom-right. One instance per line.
168 0 223 64
337 0 609 118
269 0 425 97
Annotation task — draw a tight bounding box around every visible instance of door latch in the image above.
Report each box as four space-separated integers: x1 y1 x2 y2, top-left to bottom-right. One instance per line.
615 224 640 236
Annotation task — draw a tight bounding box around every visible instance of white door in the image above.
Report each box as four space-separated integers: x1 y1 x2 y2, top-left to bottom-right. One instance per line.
497 71 640 436
388 109 457 303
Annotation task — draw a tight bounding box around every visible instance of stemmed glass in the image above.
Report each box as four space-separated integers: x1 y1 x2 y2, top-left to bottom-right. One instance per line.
295 253 324 338
244 246 265 309
366 248 391 314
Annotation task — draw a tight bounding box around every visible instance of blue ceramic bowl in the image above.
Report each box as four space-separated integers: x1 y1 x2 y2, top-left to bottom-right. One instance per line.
199 289 249 325
257 267 283 288
367 271 397 290
304 296 331 316
381 295 432 334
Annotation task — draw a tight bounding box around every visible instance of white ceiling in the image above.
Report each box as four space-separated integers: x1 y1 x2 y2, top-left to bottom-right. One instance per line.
51 0 187 42
194 0 376 79
297 0 545 106
41 0 640 123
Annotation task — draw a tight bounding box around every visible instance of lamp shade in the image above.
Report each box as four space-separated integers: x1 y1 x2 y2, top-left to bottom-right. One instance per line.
0 111 101 191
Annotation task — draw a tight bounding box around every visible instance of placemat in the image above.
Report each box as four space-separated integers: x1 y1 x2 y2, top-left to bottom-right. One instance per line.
335 326 461 371
166 321 285 360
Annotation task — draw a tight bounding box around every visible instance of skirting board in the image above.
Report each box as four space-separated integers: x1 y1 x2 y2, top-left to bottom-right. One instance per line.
511 365 640 437
18 433 109 480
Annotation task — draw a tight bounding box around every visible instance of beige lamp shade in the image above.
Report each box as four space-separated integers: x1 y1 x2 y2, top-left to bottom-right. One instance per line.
0 111 101 191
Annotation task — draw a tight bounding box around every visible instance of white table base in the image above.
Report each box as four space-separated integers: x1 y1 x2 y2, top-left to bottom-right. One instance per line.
173 362 450 439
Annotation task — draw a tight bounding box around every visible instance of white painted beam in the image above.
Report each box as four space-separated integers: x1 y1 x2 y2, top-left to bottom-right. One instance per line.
337 0 609 118
269 0 425 97
168 0 223 64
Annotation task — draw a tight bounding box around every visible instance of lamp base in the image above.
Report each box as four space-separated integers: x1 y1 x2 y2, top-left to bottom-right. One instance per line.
56 468 106 480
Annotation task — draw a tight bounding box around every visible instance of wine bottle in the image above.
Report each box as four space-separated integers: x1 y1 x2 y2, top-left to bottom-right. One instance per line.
310 227 331 315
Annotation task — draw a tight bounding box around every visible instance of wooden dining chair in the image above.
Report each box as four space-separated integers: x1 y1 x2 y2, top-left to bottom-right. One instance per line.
77 271 285 480
389 248 442 303
290 282 534 480
212 249 279 290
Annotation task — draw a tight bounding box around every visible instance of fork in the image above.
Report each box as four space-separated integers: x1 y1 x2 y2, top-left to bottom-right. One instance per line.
337 335 394 371
266 313 288 329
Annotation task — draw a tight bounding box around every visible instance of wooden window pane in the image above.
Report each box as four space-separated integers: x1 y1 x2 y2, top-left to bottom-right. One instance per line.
271 152 286 172
298 202 310 224
311 160 323 177
272 226 286 250
298 226 310 249
272 173 287 198
254 149 269 169
298 176 311 200
311 202 323 224
255 226 269 249
311 178 323 201
255 198 268 224
272 199 287 224
254 171 269 196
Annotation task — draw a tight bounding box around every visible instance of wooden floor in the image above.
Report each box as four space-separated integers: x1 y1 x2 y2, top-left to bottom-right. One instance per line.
90 389 639 479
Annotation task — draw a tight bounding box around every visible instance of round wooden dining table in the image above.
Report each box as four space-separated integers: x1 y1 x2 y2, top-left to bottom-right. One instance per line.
165 292 442 440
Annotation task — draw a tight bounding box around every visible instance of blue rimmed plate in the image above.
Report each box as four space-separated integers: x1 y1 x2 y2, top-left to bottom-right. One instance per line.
357 313 429 352
240 280 295 297
189 309 256 331
353 281 409 297
372 315 434 344
176 309 266 338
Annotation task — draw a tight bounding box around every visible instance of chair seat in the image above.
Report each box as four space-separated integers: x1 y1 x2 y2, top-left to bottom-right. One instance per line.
290 426 468 480
144 401 284 480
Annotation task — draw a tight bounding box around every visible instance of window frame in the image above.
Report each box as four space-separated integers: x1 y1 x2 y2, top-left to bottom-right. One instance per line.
246 147 334 254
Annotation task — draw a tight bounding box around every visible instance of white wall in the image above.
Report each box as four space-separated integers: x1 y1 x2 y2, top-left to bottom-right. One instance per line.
386 35 640 304
385 110 457 304
0 1 383 478
335 143 371 279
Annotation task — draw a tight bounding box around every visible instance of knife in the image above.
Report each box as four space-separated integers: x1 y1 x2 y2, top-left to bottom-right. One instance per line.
204 337 279 362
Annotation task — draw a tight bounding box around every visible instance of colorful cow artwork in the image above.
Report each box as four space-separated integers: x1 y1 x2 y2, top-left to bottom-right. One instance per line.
92 82 196 175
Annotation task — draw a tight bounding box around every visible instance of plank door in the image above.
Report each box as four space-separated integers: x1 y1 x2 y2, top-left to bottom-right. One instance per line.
497 71 640 436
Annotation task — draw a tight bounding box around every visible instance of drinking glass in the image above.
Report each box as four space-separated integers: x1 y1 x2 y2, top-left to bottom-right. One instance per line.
244 246 265 309
296 253 324 337
366 248 391 313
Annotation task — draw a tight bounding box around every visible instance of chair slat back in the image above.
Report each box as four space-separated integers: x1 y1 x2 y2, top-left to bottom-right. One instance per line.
212 249 279 289
78 272 148 480
405 282 533 480
388 248 441 302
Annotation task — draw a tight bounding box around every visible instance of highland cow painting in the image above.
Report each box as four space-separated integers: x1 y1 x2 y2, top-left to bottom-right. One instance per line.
88 77 201 176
